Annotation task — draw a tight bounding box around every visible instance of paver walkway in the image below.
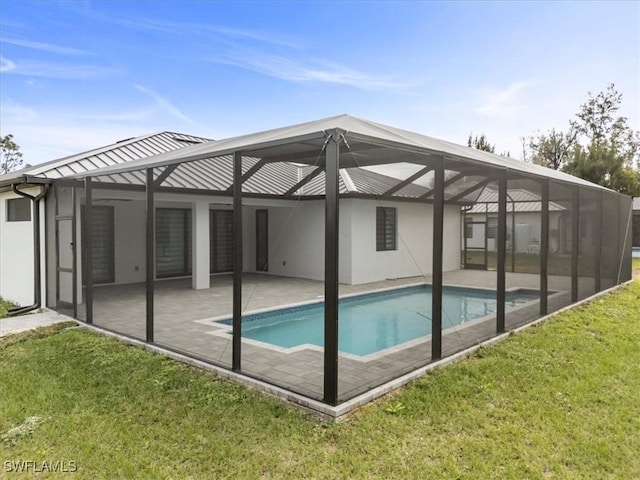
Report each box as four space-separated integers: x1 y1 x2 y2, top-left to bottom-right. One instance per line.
0 310 74 337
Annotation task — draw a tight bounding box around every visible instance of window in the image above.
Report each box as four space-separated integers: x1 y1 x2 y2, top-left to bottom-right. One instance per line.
7 198 31 222
376 207 397 251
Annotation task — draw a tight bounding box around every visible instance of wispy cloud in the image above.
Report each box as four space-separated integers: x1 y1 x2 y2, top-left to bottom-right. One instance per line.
75 109 155 123
1 37 90 55
73 84 203 128
212 51 410 90
0 100 39 123
0 56 16 72
0 57 119 79
65 7 300 50
134 84 203 128
209 25 300 49
477 81 532 116
46 8 401 91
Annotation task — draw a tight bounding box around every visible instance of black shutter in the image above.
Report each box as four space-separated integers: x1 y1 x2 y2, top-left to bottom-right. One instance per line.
83 205 114 284
210 210 233 273
156 209 191 278
376 207 396 251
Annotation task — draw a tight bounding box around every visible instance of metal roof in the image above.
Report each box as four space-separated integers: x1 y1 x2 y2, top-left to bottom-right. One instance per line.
467 188 565 213
63 114 619 195
0 131 213 184
3 115 626 202
1 129 436 199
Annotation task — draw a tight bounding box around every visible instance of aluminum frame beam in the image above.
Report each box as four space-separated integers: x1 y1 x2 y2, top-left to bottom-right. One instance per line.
431 158 445 360
323 130 341 405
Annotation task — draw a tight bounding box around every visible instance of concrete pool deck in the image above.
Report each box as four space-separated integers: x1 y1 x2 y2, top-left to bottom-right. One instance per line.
69 269 605 407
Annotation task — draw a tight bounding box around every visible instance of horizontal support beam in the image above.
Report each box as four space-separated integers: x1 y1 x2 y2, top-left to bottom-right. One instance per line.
419 172 466 199
447 177 493 203
283 166 324 197
153 164 178 187
381 166 432 197
261 143 384 164
224 159 267 193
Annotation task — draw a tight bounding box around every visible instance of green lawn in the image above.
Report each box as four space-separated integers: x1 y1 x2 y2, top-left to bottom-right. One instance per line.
1 278 639 479
0 297 16 318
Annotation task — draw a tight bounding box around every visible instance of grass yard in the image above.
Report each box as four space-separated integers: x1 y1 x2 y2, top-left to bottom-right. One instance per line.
0 297 16 318
0 272 639 478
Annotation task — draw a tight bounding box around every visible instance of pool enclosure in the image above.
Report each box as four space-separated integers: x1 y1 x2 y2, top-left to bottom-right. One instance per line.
43 115 633 409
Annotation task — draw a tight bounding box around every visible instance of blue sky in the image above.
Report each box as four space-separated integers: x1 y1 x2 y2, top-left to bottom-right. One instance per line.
1 0 638 165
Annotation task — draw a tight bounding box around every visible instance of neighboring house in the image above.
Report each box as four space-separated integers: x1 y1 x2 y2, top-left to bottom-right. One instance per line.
464 188 565 255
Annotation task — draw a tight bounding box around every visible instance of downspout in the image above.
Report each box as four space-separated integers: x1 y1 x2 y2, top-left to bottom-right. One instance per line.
8 183 50 316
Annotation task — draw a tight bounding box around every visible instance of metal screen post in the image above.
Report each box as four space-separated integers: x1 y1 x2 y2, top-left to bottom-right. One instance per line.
71 186 78 318
540 180 549 315
595 191 602 292
323 131 340 405
84 177 93 324
232 152 243 372
571 187 579 303
431 158 444 360
145 168 155 343
496 171 507 333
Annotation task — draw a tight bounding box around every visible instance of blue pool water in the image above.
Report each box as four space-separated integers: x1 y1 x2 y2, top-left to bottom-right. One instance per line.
218 285 539 356
633 247 640 258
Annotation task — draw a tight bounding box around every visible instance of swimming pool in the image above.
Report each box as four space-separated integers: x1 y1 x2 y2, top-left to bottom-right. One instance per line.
633 247 640 258
216 285 539 356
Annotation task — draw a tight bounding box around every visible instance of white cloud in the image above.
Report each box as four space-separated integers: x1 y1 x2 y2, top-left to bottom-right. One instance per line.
0 100 39 123
0 56 16 72
477 81 532 116
1 58 119 79
134 84 204 129
212 51 410 90
1 37 90 56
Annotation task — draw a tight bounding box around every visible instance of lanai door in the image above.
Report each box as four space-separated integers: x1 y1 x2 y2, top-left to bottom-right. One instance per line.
55 185 76 316
464 220 488 270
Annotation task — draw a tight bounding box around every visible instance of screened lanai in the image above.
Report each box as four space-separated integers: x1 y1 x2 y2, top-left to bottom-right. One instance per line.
53 114 633 410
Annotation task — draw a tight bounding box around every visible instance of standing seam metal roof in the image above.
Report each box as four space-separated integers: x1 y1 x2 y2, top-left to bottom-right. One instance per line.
60 114 620 195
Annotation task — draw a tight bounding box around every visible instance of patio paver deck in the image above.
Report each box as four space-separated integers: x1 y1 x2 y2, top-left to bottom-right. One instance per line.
79 270 596 402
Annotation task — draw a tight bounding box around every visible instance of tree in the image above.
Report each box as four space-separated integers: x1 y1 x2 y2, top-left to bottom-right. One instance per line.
562 83 640 195
527 127 576 171
467 132 495 153
0 134 24 174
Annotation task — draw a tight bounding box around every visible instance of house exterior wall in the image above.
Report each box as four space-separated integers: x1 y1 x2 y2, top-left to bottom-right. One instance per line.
0 188 46 307
113 199 147 284
260 200 352 284
11 187 463 311
347 199 461 285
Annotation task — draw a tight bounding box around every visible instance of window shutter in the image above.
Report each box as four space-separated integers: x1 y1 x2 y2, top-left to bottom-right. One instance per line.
376 207 397 251
156 209 191 278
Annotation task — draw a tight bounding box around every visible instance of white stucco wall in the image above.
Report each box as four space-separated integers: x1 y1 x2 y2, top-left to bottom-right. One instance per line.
89 195 460 287
261 200 351 284
347 199 461 285
0 188 46 307
28 187 465 311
